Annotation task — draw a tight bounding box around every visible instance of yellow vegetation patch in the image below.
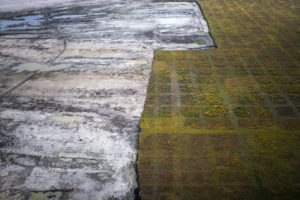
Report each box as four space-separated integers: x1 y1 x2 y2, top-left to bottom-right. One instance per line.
139 0 300 199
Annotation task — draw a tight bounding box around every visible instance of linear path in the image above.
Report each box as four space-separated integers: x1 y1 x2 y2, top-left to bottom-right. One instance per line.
0 0 214 199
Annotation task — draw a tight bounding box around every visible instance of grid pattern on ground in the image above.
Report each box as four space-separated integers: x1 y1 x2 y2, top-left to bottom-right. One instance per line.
138 0 300 199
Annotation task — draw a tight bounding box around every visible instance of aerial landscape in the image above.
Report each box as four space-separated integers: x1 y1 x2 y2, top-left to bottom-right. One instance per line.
0 0 299 199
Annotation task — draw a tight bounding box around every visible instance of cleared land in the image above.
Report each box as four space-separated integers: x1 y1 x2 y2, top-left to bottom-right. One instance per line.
0 0 213 199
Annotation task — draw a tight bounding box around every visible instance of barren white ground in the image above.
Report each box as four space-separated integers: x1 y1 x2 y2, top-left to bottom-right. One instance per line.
0 0 214 199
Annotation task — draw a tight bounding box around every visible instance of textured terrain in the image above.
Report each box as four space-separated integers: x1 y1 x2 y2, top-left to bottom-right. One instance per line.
138 0 300 199
0 0 214 199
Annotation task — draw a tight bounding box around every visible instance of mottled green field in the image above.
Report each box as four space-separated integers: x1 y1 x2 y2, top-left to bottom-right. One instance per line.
138 0 300 199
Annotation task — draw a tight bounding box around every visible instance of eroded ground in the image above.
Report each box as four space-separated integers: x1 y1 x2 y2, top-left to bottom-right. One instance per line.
0 0 214 199
138 0 300 199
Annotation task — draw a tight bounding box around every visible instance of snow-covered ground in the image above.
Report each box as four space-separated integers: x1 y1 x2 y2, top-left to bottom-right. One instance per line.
0 0 214 199
0 0 106 12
